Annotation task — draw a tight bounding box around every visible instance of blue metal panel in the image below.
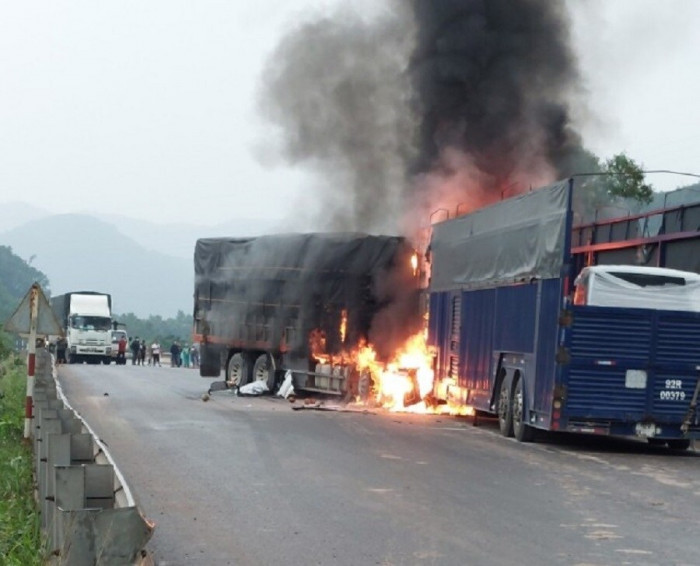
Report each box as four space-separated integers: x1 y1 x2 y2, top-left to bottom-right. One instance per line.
533 279 562 415
566 367 647 419
427 292 446 350
460 288 496 392
492 284 537 353
655 312 700 366
565 306 652 420
428 292 449 381
569 306 652 362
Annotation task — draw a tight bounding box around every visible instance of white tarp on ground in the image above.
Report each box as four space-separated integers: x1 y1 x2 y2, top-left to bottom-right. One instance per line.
238 380 269 395
580 265 700 312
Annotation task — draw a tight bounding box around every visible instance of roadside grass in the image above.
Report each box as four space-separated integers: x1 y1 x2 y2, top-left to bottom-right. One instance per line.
0 355 43 565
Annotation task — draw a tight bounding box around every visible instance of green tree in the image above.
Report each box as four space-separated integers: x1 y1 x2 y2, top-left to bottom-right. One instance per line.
113 310 193 349
572 151 654 222
601 153 654 204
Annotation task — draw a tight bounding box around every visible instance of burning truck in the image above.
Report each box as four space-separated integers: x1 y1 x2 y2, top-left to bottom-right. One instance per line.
193 233 425 403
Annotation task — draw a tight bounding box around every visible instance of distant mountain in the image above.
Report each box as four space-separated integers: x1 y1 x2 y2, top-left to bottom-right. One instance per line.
0 202 50 233
97 214 284 259
0 215 191 318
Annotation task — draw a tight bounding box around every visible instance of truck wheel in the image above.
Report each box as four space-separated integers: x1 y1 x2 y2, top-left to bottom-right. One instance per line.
497 379 513 437
512 377 534 442
666 439 691 451
253 354 276 392
227 354 250 389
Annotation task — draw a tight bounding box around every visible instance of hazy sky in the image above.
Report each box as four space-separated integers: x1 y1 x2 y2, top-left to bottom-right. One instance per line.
2 0 699 226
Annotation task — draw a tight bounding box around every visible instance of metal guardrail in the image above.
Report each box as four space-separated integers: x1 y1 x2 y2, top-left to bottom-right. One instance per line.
32 348 154 565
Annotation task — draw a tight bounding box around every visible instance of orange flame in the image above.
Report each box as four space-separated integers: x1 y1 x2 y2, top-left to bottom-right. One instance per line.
307 327 473 416
351 332 473 416
410 252 419 277
339 309 347 344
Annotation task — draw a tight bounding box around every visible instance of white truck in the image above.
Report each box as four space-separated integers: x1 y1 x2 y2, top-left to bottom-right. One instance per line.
50 291 113 364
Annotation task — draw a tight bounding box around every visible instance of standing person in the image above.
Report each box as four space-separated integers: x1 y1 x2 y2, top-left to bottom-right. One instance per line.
130 337 141 365
182 344 190 368
117 335 127 365
190 343 199 369
56 336 67 365
151 340 161 366
139 339 147 366
170 341 180 367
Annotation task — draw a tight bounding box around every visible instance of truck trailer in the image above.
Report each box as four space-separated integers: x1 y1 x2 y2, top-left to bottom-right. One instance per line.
428 178 700 448
193 233 421 395
50 291 113 364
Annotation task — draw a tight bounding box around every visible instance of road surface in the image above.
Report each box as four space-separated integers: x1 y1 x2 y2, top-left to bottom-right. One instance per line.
58 362 700 566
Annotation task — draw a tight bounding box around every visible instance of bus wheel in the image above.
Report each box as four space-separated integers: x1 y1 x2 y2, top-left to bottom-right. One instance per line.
512 377 534 442
253 354 276 392
227 354 250 389
497 379 513 437
666 439 691 451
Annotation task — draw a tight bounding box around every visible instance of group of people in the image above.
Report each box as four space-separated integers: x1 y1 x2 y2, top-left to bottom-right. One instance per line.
128 336 199 368
169 340 198 368
129 337 149 365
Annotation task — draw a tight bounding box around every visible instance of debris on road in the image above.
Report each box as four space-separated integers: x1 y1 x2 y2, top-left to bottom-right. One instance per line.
291 401 375 414
277 371 295 399
238 380 270 396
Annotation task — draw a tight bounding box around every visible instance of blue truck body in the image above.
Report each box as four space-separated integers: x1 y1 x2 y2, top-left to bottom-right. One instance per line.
427 178 700 444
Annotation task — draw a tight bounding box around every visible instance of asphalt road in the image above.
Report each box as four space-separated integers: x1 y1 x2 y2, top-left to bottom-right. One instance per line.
57 362 700 566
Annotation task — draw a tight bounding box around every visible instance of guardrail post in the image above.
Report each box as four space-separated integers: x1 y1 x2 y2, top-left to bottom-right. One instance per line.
45 433 71 548
53 465 88 559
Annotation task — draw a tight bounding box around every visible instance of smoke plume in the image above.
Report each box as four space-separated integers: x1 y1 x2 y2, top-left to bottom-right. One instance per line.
260 0 584 236
407 0 583 226
258 3 416 235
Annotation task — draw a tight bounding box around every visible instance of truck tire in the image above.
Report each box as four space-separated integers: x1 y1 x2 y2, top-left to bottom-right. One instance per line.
497 379 513 437
512 377 535 442
253 354 276 392
227 353 250 389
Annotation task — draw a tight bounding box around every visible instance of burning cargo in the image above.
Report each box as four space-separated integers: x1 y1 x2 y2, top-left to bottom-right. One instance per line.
193 233 422 396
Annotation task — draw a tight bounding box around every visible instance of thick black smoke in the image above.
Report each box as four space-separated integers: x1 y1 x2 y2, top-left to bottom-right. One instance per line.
410 0 582 194
260 1 585 234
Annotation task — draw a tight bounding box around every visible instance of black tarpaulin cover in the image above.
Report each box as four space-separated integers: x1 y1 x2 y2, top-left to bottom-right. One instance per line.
194 233 412 357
